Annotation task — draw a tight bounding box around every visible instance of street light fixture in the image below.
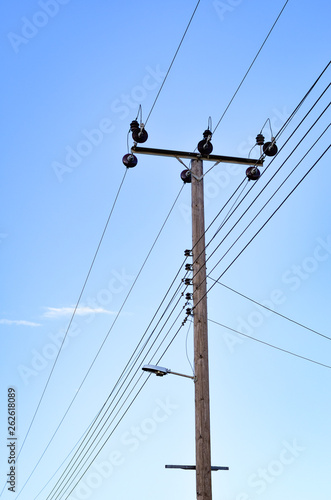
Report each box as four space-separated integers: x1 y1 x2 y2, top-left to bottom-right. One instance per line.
142 364 229 478
142 364 195 380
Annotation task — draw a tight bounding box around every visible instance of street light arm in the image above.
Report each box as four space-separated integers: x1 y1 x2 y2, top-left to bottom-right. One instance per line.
169 370 195 380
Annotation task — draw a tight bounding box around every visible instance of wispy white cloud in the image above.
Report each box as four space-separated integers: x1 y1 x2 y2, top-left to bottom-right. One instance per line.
43 306 116 319
0 319 41 327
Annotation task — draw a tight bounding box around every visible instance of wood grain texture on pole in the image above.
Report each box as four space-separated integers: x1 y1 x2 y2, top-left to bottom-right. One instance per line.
191 159 212 500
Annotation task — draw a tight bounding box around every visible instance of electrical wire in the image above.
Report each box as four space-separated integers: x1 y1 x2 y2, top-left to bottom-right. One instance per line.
212 0 290 135
63 374 149 499
41 123 329 500
46 170 276 495
212 179 249 237
140 97 330 384
188 68 331 278
24 59 330 500
275 60 331 140
201 109 330 277
145 0 201 125
202 102 330 270
208 319 331 369
46 286 189 499
208 277 331 342
36 267 187 499
34 415 97 499
45 282 189 499
56 143 331 496
16 184 185 499
192 90 330 284
195 144 331 314
8 167 128 494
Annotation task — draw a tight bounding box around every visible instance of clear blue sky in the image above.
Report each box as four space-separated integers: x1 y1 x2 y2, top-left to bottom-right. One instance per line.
1 1 330 499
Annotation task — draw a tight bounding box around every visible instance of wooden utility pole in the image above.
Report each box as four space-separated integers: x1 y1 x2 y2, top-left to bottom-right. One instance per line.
191 158 212 500
132 144 263 500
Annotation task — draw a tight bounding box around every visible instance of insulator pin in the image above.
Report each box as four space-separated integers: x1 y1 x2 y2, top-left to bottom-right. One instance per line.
122 153 138 168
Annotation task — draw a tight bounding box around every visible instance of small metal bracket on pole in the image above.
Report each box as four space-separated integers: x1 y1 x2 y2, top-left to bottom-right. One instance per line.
165 465 229 471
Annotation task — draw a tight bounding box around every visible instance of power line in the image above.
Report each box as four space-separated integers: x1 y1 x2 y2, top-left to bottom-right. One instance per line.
63 374 149 499
46 96 329 500
188 72 331 282
145 0 201 125
204 102 330 266
22 52 330 500
45 284 188 499
46 166 280 496
60 61 330 497
192 90 330 286
7 167 128 498
208 319 331 369
15 184 185 499
208 277 331 341
275 60 331 140
45 288 189 499
34 416 97 499
36 271 186 498
212 0 290 135
198 144 331 312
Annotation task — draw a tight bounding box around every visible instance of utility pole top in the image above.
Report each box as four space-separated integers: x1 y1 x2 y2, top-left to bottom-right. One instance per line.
130 121 273 500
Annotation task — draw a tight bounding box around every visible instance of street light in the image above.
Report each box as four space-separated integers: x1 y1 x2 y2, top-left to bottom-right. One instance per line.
142 364 229 478
142 364 195 380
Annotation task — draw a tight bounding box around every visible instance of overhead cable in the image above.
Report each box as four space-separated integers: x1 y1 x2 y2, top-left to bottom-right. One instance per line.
16 184 185 499
46 290 189 499
193 90 330 282
212 0 290 135
145 0 201 125
195 144 331 313
11 167 128 489
45 280 189 500
208 277 331 342
209 319 331 369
